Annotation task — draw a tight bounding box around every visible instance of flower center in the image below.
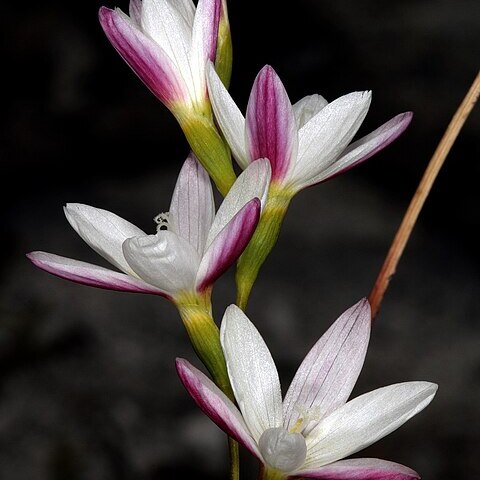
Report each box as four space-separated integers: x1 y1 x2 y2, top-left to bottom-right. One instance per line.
258 427 307 473
154 212 170 231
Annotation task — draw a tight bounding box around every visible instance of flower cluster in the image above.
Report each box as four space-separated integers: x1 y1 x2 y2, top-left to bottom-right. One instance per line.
28 0 437 479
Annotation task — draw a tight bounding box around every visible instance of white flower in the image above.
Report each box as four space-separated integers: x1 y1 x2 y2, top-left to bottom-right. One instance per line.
207 62 412 193
99 0 222 114
177 299 437 479
28 154 271 301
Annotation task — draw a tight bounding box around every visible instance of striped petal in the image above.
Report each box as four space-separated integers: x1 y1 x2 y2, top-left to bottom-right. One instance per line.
169 153 215 256
64 203 145 275
123 231 200 294
207 62 250 169
220 305 283 443
27 252 168 297
246 65 298 182
283 299 371 434
205 158 271 247
140 0 193 93
290 91 371 190
190 0 221 102
176 358 261 458
297 458 419 479
99 6 189 107
304 382 438 469
293 94 328 129
195 198 260 291
297 112 413 190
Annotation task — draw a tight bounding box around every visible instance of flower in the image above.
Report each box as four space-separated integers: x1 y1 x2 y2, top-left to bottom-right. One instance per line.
100 0 221 115
207 62 413 193
207 62 414 307
99 0 237 195
27 154 271 303
177 299 437 479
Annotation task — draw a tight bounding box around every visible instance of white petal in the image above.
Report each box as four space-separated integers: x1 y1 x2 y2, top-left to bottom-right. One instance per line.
304 382 438 468
128 0 143 25
290 91 371 189
205 158 271 248
141 0 195 95
283 299 371 434
292 94 328 129
64 203 145 275
220 305 283 443
190 0 221 103
122 231 200 294
169 153 215 255
207 62 250 169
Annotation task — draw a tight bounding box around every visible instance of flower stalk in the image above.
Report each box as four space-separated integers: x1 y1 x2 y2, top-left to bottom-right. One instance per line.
176 291 232 398
236 185 292 309
369 70 480 320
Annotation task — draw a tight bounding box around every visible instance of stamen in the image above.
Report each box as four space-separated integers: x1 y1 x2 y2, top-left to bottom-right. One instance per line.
290 405 324 434
154 212 170 231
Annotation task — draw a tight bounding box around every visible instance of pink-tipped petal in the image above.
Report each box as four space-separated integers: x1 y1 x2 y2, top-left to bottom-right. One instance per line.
99 6 188 107
207 62 249 168
27 252 169 297
283 299 371 434
176 358 261 458
205 158 271 245
190 0 221 101
64 203 145 275
140 0 194 94
195 198 260 291
298 112 414 190
297 458 420 479
246 65 298 182
304 382 438 468
220 305 284 443
291 91 372 190
169 153 215 255
123 231 201 294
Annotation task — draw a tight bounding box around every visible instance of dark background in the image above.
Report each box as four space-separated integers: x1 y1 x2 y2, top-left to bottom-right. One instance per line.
2 0 479 479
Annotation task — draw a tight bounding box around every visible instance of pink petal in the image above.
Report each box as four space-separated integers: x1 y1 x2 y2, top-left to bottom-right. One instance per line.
246 65 298 182
283 299 371 435
195 198 261 291
169 153 215 256
27 252 169 297
300 112 413 189
176 358 261 458
297 458 420 479
99 6 189 108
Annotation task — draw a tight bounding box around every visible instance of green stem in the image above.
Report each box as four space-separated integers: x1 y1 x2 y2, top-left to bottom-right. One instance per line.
179 111 237 197
236 187 292 309
175 292 239 479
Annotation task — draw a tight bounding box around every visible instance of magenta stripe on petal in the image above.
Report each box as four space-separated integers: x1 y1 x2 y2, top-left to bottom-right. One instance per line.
309 112 413 188
298 458 420 479
195 198 261 291
99 7 188 108
246 65 297 182
27 252 170 298
176 358 261 458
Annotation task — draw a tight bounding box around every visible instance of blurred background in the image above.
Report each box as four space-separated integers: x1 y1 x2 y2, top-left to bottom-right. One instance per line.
2 0 479 478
